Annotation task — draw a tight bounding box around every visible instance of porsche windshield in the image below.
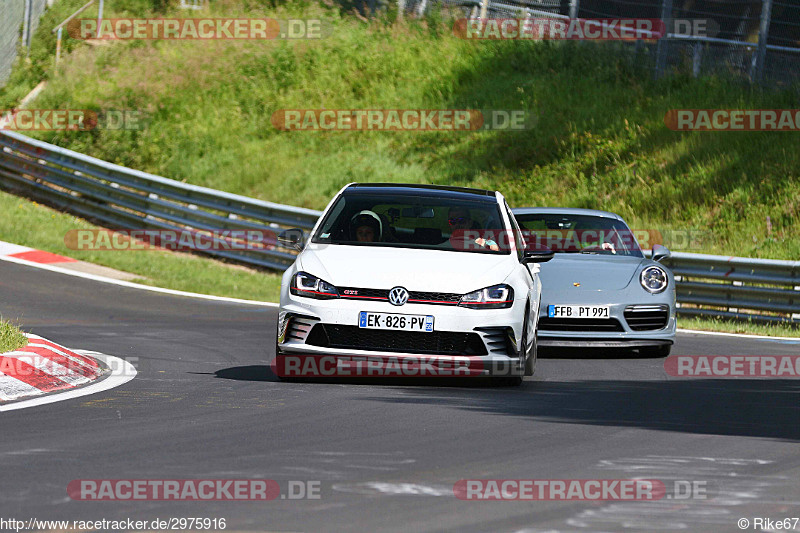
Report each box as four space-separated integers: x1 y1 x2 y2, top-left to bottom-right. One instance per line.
516 214 643 257
312 193 510 254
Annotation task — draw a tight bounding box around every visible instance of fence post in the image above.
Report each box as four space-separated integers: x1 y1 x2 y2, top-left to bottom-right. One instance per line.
654 0 673 79
396 0 405 20
97 0 104 38
22 0 32 49
753 0 773 83
55 26 62 68
568 0 579 19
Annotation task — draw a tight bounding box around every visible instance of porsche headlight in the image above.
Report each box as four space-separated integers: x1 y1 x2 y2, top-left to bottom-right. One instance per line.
640 266 668 294
459 284 514 309
290 271 339 299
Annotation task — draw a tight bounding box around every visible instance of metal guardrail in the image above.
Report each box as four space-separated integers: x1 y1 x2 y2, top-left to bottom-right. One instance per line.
652 251 800 325
0 130 798 324
0 130 322 270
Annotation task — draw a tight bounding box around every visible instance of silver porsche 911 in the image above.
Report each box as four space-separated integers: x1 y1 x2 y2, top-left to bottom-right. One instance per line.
512 207 676 356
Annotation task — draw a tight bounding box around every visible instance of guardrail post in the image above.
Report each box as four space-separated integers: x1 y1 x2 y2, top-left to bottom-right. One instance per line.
692 41 702 77
752 0 773 83
568 0 579 19
654 0 673 79
479 0 490 22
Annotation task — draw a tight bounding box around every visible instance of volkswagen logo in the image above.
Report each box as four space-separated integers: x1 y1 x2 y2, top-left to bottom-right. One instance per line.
388 287 409 306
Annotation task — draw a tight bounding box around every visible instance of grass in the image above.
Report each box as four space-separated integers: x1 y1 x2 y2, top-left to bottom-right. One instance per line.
0 319 28 353
0 190 282 301
678 316 800 338
7 3 797 258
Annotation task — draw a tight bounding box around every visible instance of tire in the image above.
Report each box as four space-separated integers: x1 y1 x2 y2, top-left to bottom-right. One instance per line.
640 344 671 357
525 323 537 377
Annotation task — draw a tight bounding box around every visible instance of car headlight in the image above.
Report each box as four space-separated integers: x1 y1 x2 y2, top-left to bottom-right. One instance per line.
290 271 339 299
459 284 514 309
640 266 668 294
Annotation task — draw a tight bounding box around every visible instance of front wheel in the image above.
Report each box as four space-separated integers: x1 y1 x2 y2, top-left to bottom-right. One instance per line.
525 329 537 377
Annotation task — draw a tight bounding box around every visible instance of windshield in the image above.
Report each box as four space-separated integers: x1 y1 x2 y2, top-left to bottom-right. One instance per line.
515 213 643 257
312 192 510 254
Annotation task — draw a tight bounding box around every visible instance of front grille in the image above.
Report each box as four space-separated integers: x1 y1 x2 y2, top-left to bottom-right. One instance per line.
338 287 462 305
538 317 625 332
286 316 316 341
408 291 461 305
624 305 670 331
306 324 487 355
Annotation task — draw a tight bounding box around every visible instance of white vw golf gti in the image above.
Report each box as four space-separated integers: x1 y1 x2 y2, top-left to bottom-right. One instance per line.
275 183 553 384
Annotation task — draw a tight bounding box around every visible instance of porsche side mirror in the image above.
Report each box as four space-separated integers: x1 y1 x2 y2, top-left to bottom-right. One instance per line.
652 244 671 263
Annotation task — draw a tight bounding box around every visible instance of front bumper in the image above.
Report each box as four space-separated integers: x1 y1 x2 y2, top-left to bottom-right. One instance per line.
277 295 527 376
537 301 676 348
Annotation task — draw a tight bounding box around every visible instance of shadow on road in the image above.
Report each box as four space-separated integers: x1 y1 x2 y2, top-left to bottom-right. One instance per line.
539 347 665 359
210 364 521 388
357 379 800 442
211 365 280 382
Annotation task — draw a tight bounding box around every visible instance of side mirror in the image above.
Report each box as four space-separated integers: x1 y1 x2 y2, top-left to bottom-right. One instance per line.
522 247 554 264
278 228 305 251
652 244 671 263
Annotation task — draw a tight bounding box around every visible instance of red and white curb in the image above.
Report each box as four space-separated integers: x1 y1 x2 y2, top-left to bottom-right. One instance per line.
0 241 78 266
0 334 135 410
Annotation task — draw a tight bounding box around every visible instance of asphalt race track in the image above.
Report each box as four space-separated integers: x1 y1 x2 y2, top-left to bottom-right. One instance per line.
1 259 799 532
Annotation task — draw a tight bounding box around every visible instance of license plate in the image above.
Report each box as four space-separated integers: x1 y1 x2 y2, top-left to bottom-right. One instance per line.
358 311 434 332
548 305 610 319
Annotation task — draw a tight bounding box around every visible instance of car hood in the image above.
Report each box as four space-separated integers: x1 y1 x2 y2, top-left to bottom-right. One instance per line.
298 243 516 293
539 253 646 291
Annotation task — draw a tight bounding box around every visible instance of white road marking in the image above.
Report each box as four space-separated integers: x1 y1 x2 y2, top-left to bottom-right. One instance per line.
0 252 278 307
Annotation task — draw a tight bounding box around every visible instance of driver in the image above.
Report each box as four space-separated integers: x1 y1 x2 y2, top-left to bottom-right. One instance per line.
349 210 383 243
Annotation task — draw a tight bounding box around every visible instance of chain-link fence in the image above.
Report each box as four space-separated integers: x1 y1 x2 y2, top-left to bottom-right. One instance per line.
404 0 800 86
1 0 51 86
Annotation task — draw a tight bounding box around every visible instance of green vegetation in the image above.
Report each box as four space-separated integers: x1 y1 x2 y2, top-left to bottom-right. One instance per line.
3 0 796 259
679 316 800 338
0 190 282 301
0 318 27 353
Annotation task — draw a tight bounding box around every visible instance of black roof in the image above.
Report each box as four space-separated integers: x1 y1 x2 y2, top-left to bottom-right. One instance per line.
345 183 497 200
